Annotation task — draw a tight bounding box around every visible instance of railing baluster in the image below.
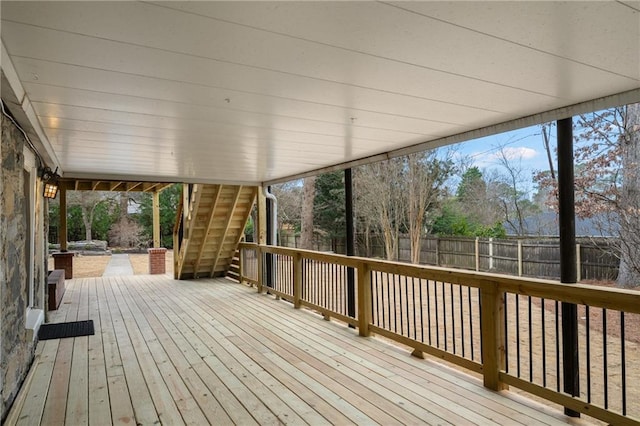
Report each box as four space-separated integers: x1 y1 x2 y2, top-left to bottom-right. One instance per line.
450 283 456 354
528 296 533 382
419 278 424 343
555 300 562 392
426 280 432 346
542 298 547 388
469 287 474 361
412 277 418 341
460 284 465 358
405 276 410 339
479 290 483 363
603 308 608 409
602 309 609 409
516 294 521 378
398 274 404 336
434 280 439 348
586 305 590 403
620 311 626 416
442 281 447 352
393 274 399 334
386 273 391 331
327 264 338 311
374 271 378 327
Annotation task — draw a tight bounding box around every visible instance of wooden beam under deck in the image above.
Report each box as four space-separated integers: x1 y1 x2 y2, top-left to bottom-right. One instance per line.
58 179 173 193
7 276 587 426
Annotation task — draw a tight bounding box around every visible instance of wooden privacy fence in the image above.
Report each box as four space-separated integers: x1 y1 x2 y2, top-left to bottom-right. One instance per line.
358 235 620 282
238 242 640 425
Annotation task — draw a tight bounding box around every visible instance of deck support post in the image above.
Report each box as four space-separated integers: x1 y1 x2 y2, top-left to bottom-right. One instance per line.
152 191 161 248
345 168 356 325
59 185 68 251
480 285 507 391
558 117 580 417
293 253 302 308
357 263 371 337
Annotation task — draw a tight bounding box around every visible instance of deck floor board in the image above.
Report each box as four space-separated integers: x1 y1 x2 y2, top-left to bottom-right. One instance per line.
7 275 591 425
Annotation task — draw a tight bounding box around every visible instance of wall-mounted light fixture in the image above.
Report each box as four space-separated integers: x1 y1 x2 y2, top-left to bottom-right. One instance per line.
40 167 60 199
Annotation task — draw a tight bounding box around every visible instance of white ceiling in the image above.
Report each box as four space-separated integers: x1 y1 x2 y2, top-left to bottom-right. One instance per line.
1 1 639 185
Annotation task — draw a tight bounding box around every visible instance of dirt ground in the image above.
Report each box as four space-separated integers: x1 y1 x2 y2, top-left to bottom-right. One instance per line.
48 250 174 278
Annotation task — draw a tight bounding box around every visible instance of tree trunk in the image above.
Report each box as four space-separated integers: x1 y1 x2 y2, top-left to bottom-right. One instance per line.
616 103 640 288
82 206 92 241
300 176 316 250
119 192 129 219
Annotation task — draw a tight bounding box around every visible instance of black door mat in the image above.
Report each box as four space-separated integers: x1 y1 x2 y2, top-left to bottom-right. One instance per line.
38 320 95 340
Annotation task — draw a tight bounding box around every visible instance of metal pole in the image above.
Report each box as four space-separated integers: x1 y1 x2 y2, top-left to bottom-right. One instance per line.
345 169 356 321
558 117 580 417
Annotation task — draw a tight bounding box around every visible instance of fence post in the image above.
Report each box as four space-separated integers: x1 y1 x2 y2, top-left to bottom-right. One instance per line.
517 240 523 277
357 263 372 337
480 284 507 391
489 238 494 270
256 246 264 293
576 244 581 282
475 238 480 272
293 253 302 308
435 238 440 266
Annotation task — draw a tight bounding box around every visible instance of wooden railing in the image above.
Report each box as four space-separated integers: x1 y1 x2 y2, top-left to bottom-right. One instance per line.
238 243 640 425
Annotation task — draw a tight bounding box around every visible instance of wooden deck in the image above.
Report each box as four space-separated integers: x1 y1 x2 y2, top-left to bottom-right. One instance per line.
7 275 589 425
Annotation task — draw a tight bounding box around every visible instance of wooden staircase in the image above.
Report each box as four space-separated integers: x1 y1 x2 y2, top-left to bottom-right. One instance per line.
174 184 256 280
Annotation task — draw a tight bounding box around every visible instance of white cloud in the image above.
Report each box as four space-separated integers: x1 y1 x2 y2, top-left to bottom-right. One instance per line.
498 146 538 161
468 146 539 169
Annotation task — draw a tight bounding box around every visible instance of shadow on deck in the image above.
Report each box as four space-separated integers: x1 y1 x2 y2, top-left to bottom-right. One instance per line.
7 275 588 425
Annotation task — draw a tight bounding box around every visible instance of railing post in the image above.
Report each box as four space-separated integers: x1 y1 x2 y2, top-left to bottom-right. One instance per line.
576 243 581 282
480 284 507 391
293 253 302 309
238 246 244 285
257 246 264 293
357 263 372 337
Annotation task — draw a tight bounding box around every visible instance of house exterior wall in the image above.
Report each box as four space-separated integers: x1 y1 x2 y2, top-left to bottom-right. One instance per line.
0 113 47 421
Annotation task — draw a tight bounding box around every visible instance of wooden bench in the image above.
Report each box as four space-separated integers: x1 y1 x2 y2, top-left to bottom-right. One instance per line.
47 269 65 311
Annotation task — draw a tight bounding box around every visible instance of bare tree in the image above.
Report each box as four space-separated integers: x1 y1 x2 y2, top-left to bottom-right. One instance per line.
356 159 405 261
404 151 455 264
272 181 302 247
300 176 316 250
489 146 539 236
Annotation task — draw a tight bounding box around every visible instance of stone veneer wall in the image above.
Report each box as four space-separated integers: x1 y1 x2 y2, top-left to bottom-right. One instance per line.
0 113 44 420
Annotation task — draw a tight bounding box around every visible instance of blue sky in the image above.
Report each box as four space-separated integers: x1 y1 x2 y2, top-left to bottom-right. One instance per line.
439 124 559 196
455 125 556 175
